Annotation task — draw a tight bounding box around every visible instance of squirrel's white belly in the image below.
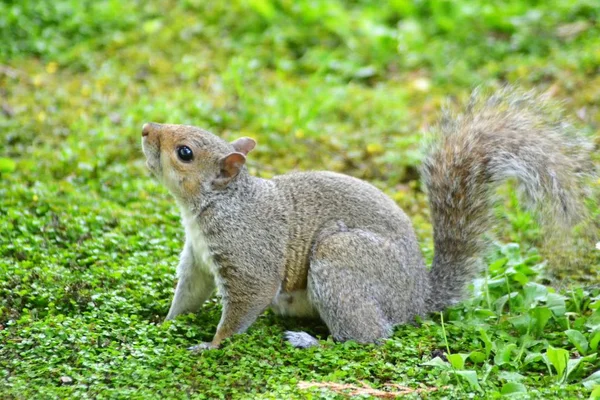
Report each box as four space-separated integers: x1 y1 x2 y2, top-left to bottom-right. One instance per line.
270 290 318 317
181 210 223 293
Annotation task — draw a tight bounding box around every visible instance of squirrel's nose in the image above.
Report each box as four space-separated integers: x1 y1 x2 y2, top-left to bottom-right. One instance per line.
142 122 158 137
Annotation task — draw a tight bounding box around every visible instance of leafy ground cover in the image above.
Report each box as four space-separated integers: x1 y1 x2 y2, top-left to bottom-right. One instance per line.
1 0 600 398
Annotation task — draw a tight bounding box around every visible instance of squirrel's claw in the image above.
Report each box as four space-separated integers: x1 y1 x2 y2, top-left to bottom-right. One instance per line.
284 331 319 349
188 342 219 352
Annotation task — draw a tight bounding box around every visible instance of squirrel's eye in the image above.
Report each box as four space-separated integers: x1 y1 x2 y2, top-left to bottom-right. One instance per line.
177 146 193 162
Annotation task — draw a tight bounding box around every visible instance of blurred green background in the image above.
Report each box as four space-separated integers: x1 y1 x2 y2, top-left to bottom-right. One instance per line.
1 1 599 398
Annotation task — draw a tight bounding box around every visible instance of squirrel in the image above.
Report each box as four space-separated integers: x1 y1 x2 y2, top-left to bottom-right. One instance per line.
141 87 594 351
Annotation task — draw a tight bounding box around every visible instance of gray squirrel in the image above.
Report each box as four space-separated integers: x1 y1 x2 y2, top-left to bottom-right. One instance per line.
141 87 594 350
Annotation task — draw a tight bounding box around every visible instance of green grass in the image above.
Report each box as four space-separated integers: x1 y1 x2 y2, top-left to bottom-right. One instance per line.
1 0 600 398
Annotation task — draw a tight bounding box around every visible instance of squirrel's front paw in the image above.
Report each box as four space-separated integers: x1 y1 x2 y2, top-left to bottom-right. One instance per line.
188 342 219 352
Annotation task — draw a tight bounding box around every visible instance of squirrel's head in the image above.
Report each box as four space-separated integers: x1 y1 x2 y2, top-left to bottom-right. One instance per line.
141 122 256 202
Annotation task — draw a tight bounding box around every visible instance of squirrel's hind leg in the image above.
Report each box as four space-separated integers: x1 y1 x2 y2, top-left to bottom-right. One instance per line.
306 227 401 344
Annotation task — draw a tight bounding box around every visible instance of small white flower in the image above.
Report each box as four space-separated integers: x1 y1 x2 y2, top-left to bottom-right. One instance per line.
596 242 600 251
413 77 431 92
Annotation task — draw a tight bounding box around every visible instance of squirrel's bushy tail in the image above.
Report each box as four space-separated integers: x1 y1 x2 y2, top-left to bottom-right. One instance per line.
421 87 594 311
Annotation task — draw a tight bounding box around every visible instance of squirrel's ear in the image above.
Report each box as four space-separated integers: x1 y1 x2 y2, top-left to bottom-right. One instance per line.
231 137 256 156
214 152 246 187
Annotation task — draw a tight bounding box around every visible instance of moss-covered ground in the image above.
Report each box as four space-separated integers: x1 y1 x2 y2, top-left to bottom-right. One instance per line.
1 1 600 398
